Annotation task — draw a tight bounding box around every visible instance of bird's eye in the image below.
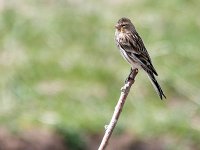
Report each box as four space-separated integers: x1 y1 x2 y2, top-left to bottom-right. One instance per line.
122 25 126 27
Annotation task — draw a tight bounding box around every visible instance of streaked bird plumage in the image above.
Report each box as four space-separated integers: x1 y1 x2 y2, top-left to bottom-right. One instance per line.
115 17 166 99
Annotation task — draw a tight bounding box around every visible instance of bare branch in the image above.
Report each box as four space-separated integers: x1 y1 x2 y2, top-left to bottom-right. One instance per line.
98 69 138 150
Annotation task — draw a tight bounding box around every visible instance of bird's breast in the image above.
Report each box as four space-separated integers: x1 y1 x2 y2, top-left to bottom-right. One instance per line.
115 31 127 43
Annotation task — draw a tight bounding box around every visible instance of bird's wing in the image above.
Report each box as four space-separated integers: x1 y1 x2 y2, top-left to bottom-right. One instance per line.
118 34 141 54
123 32 158 76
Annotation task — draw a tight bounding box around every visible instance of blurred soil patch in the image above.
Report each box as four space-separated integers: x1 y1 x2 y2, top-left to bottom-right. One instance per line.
0 128 66 150
0 127 198 150
87 133 165 150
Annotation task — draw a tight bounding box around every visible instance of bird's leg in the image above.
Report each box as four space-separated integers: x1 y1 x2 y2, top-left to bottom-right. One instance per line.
125 68 135 83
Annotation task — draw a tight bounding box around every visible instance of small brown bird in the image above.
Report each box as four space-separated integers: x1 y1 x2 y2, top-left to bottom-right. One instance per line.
115 17 166 100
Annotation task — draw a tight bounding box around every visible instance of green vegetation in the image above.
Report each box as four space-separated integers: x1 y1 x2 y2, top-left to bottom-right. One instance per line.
0 0 200 149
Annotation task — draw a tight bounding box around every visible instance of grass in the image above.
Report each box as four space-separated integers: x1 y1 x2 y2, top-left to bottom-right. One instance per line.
0 0 200 149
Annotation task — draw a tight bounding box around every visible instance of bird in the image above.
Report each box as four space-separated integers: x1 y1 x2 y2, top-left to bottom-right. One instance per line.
115 17 166 100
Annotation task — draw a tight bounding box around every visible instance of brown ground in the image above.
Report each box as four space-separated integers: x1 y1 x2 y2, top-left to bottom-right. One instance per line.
0 128 196 150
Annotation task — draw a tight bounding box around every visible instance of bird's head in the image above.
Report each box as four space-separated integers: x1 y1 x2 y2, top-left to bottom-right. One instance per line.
115 17 135 33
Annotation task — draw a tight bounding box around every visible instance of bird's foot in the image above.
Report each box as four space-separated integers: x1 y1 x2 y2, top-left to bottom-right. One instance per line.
125 68 135 83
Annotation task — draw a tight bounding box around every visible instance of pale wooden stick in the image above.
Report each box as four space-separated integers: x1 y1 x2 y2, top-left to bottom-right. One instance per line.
98 69 138 150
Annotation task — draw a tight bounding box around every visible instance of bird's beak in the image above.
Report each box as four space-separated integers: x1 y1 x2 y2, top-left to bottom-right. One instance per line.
115 24 121 30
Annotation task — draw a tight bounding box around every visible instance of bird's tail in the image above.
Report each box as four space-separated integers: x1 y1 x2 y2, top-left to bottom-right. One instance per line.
146 71 166 100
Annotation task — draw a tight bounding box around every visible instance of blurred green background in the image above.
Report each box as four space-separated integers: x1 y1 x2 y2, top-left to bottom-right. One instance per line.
0 0 200 150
